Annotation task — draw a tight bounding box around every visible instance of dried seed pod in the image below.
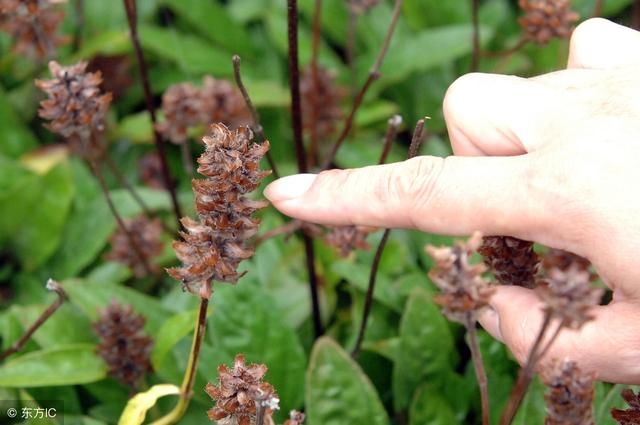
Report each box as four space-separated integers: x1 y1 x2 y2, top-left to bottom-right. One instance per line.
284 411 306 425
478 236 539 288
536 263 603 330
324 225 374 257
611 389 640 424
93 301 153 388
346 0 379 14
157 81 207 144
426 232 495 323
201 76 252 130
105 216 163 278
542 360 595 425
167 124 270 298
36 61 112 161
206 354 279 425
300 65 345 140
0 0 67 59
138 152 165 190
518 0 579 45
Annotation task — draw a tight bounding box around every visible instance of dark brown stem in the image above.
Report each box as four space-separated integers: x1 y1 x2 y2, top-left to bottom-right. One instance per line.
465 314 490 425
308 0 323 167
351 119 425 357
593 0 604 17
0 279 66 361
90 160 155 278
256 405 265 425
254 220 304 245
322 0 404 169
346 8 358 99
231 55 280 179
482 37 528 59
123 0 183 229
634 0 640 30
471 0 480 71
378 115 402 164
303 234 323 337
72 0 84 52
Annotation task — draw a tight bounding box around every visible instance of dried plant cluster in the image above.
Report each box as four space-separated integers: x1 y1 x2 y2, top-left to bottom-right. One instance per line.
518 0 579 45
158 77 251 145
0 0 67 59
426 232 495 323
479 236 539 288
36 61 112 160
612 389 640 424
542 360 595 425
167 124 270 298
105 216 163 278
206 354 279 425
93 301 153 388
300 65 346 139
324 225 374 257
283 411 306 425
138 152 165 190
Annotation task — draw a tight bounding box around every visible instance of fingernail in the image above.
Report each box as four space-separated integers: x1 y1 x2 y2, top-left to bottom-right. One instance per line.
264 174 317 202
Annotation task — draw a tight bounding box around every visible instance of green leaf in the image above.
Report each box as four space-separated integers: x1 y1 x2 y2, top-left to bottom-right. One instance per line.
409 385 458 425
12 303 95 348
512 377 546 425
0 85 37 158
118 384 180 425
402 0 471 30
594 383 628 425
207 282 307 418
74 31 132 60
0 344 106 387
306 337 390 425
393 288 456 411
138 25 234 77
151 309 200 370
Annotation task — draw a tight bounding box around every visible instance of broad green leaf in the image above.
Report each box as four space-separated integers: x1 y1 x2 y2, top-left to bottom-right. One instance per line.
207 281 307 419
138 25 234 77
0 85 37 158
306 337 389 425
12 303 95 348
354 100 400 128
151 309 201 369
118 384 180 425
393 288 456 411
74 31 132 60
409 385 458 425
402 0 471 30
0 344 106 387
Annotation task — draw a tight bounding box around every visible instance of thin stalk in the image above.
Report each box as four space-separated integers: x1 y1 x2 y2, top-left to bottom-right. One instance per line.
634 0 640 30
593 0 604 16
151 297 209 425
254 220 304 245
0 280 65 361
378 114 402 165
123 0 183 229
308 0 323 167
471 0 480 71
351 119 425 357
72 0 84 52
231 55 280 179
179 141 194 178
465 314 490 425
322 0 404 169
288 0 323 337
90 160 155 278
483 37 528 59
346 8 358 99
256 405 265 425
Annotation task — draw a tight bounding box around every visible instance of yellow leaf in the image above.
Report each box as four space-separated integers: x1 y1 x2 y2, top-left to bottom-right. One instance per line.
118 384 181 425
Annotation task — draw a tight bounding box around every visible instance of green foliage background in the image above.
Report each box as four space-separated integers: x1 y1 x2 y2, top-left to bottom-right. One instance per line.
0 0 637 424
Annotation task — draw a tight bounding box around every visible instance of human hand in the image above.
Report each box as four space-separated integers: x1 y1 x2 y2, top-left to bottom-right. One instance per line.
265 18 640 384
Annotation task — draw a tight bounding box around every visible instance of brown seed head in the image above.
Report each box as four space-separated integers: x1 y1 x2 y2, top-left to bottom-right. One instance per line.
36 61 112 160
536 264 603 330
324 225 374 257
300 65 345 140
611 389 640 424
201 76 252 130
206 354 279 425
138 152 165 190
105 216 163 278
542 359 595 425
93 300 153 388
479 236 539 288
346 0 379 14
167 124 270 297
518 0 579 45
426 232 495 323
157 81 207 145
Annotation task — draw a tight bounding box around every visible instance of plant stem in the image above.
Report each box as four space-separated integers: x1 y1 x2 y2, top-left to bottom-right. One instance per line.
288 0 323 338
308 0 323 167
346 8 358 100
483 37 528 59
90 160 155 278
593 0 604 16
465 314 490 425
634 0 640 30
179 141 194 178
123 0 183 229
322 0 404 169
471 0 480 71
256 404 265 425
231 56 280 179
72 0 84 52
104 154 152 217
0 279 65 361
151 297 209 425
378 114 402 164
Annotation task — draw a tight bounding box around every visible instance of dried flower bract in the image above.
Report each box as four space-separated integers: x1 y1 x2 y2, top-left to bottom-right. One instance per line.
542 359 595 425
611 389 640 424
518 0 579 45
479 236 539 288
300 65 345 140
324 225 374 257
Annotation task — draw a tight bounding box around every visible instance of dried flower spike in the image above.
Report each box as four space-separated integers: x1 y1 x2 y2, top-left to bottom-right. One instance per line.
201 76 252 130
93 301 153 388
0 0 67 59
206 354 279 425
36 61 112 161
167 124 270 298
105 216 163 278
138 152 166 190
346 0 379 14
518 0 579 45
542 359 595 425
426 232 495 323
611 389 640 424
157 81 207 145
300 65 345 140
324 225 374 257
479 236 539 288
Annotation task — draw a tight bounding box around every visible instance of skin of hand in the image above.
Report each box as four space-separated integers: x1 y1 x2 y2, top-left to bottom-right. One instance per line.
264 18 640 384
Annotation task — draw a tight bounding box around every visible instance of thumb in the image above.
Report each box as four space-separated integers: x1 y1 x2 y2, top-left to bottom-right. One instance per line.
478 286 640 384
265 155 551 240
568 18 640 69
